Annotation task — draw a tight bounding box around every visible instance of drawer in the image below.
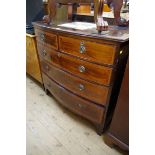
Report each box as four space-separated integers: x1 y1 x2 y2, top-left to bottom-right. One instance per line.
59 35 117 65
41 60 110 106
38 45 113 86
37 44 60 67
35 29 58 50
42 73 105 124
58 52 113 86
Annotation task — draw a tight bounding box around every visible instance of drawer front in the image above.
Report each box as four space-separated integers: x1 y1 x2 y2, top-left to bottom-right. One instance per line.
41 60 110 106
37 44 60 67
58 52 113 86
42 73 105 124
59 35 117 65
38 45 113 86
35 29 58 50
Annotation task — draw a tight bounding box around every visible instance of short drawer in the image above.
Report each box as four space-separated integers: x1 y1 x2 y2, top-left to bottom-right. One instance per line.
42 73 105 124
35 29 58 50
37 44 60 66
59 35 117 65
38 45 113 86
41 60 110 106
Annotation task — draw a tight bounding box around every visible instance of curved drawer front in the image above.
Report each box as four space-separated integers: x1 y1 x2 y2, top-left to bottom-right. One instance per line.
37 44 60 67
38 44 113 86
58 52 113 86
35 28 58 50
42 73 105 124
41 60 110 106
59 35 117 65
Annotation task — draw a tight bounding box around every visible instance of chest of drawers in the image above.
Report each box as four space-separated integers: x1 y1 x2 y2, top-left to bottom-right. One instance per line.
33 22 129 135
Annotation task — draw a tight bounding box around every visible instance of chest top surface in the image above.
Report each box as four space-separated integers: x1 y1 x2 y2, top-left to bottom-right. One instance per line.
33 21 129 43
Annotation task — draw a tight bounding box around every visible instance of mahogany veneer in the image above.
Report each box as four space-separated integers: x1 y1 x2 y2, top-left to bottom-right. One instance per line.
59 35 117 66
33 22 129 134
40 59 110 106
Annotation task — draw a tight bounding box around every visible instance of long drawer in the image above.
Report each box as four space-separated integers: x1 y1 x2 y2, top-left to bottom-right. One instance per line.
42 73 105 124
40 60 110 106
38 44 113 86
35 28 58 50
59 35 117 65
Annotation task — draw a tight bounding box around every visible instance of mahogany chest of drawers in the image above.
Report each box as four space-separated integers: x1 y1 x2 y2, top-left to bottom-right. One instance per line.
33 22 129 135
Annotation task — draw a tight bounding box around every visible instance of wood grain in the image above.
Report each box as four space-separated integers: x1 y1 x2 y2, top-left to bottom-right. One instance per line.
40 60 111 106
59 35 117 66
27 76 123 155
35 28 58 50
37 44 113 86
33 22 129 135
26 34 43 83
42 73 105 124
77 4 91 14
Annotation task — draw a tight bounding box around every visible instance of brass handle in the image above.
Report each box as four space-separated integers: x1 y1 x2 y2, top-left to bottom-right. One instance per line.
79 65 86 73
79 84 84 91
120 50 123 55
42 50 47 56
40 33 45 41
79 42 86 54
80 46 86 54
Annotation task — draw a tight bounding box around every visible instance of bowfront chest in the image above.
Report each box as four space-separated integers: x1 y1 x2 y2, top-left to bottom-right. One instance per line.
33 22 129 134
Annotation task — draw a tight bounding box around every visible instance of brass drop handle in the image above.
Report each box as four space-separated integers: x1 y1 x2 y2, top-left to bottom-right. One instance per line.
79 84 85 91
119 50 123 55
79 42 86 54
42 50 47 56
79 65 86 73
40 33 45 41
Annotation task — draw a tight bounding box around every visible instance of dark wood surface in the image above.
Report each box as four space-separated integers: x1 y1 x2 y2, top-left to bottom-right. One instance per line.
33 21 129 42
42 73 105 124
59 35 117 66
35 29 58 50
40 59 111 106
57 51 113 86
104 60 129 150
33 21 129 134
38 44 113 86
37 43 60 66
